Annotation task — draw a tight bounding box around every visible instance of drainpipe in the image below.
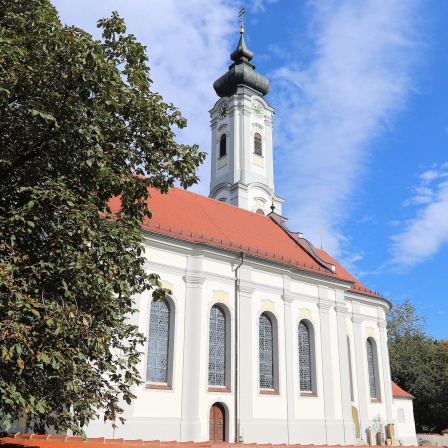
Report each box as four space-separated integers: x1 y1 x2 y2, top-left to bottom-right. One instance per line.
235 252 245 443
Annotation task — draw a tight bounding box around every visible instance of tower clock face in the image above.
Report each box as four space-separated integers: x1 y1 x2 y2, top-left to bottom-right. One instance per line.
218 102 229 119
252 101 264 118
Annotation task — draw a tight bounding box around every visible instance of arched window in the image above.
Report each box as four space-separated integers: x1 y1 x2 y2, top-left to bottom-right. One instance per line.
254 132 262 156
219 134 226 158
147 299 171 383
366 338 380 399
209 305 226 386
298 321 314 392
259 313 274 389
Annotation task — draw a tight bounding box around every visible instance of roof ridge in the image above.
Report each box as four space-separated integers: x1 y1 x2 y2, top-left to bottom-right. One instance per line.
268 213 336 274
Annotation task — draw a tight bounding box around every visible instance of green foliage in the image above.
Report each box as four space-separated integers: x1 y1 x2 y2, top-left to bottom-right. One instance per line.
387 300 448 433
0 0 205 435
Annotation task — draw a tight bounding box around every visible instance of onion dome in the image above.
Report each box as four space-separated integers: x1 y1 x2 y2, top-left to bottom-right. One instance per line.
213 30 270 98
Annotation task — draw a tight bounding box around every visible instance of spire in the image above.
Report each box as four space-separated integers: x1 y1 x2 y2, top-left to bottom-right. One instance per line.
213 8 270 98
230 33 254 64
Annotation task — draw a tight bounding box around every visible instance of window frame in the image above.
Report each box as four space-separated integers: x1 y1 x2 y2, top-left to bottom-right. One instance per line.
208 304 228 388
146 297 175 388
258 312 279 393
254 132 262 156
298 319 317 395
366 337 381 401
219 133 227 158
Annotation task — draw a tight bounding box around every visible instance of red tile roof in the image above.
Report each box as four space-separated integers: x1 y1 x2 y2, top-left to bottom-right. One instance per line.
0 435 434 448
391 381 414 399
109 187 383 299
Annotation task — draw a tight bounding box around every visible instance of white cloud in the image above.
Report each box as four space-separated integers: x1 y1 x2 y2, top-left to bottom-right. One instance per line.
52 0 425 264
249 0 278 13
52 0 282 196
390 164 448 266
270 0 423 258
52 0 240 195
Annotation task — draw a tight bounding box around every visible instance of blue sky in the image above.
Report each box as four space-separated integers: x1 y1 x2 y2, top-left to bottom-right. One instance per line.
51 0 448 340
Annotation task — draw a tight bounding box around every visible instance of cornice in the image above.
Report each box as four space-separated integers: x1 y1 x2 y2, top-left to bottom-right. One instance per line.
345 291 391 312
143 228 355 291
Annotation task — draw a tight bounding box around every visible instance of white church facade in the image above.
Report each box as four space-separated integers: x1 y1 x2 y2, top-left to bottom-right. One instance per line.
87 26 418 446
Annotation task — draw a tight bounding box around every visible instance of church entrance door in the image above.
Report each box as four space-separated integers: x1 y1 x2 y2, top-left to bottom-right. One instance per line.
209 403 225 442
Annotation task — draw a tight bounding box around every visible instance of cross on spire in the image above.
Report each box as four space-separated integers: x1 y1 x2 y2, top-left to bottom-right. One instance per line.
239 6 245 34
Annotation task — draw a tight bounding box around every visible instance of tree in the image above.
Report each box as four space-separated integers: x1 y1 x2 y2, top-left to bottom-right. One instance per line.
0 0 206 435
387 300 448 433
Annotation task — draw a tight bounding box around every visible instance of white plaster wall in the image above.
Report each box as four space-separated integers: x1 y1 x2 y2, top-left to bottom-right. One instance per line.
290 280 318 297
144 244 186 269
83 235 400 445
251 269 283 289
393 398 418 445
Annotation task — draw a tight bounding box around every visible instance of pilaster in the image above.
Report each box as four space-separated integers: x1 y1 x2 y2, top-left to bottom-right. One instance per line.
282 289 296 441
180 257 206 442
378 319 393 422
335 291 355 444
318 286 337 443
238 281 256 432
351 309 369 439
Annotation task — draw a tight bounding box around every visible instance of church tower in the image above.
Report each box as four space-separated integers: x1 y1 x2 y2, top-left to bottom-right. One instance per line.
209 20 284 216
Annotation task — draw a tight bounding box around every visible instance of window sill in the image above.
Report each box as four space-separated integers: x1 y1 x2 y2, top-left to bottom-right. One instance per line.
259 389 279 395
208 387 231 393
300 392 318 397
146 384 172 390
371 398 382 403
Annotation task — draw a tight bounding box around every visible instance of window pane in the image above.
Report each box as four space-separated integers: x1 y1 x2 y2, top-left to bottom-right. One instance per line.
259 313 274 389
147 300 170 383
209 305 226 386
298 321 312 391
366 339 377 398
254 133 262 156
220 134 226 158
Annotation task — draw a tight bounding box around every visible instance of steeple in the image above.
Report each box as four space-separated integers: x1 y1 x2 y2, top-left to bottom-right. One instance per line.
213 22 270 98
209 15 284 216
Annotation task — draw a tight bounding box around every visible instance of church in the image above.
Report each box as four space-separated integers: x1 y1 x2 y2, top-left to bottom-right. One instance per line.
84 24 418 446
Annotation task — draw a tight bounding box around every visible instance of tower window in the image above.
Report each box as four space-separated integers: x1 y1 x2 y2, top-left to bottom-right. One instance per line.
219 134 227 158
254 132 262 156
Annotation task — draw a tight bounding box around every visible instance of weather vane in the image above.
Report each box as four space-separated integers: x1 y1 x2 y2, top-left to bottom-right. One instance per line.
239 6 245 34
